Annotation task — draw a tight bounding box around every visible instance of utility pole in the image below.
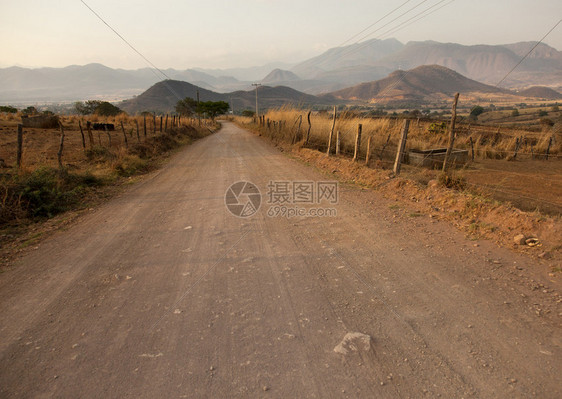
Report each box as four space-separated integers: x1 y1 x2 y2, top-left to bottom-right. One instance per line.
252 83 262 119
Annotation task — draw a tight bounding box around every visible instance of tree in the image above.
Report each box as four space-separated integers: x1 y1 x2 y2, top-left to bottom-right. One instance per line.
74 100 102 115
0 105 17 113
176 97 198 116
470 105 485 118
22 106 38 116
241 109 255 117
511 109 520 117
538 110 548 117
197 101 230 120
95 102 122 116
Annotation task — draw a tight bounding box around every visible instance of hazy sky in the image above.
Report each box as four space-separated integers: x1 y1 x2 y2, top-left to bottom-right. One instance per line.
1 0 561 70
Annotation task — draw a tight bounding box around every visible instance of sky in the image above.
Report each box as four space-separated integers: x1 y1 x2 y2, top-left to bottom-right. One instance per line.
1 0 561 70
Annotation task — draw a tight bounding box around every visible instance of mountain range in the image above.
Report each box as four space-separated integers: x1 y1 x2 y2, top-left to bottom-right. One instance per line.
1 38 561 106
117 65 561 114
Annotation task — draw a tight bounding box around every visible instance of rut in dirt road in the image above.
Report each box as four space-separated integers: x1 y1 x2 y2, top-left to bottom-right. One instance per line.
0 122 560 398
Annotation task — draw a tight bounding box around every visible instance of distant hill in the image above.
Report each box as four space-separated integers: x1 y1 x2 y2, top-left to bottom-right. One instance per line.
289 39 562 92
262 69 301 84
325 65 512 103
119 80 225 114
0 64 248 104
292 38 403 79
119 80 332 114
518 86 562 99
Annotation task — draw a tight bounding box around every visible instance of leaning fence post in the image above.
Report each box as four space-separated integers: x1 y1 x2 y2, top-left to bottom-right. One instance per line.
352 124 362 162
120 121 128 149
469 136 475 161
57 122 65 171
380 133 391 160
78 120 86 152
306 111 312 144
393 119 410 175
143 115 147 137
165 114 168 132
16 124 23 169
86 121 94 148
442 92 460 171
545 137 553 160
135 119 140 142
160 116 163 132
326 106 337 156
365 136 372 165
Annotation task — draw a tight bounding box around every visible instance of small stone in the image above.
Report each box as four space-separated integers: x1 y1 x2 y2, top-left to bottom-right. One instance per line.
538 252 551 259
263 386 269 392
526 238 540 247
334 332 372 355
209 366 215 371
513 234 526 245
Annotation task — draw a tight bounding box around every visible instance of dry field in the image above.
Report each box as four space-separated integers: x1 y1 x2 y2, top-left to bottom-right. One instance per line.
235 107 562 215
0 112 214 236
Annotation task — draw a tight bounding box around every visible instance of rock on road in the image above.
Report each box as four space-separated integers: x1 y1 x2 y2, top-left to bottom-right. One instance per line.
0 122 560 398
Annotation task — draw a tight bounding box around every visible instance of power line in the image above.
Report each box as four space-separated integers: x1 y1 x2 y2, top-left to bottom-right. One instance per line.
328 0 451 67
379 0 455 40
496 19 562 87
336 0 413 48
79 0 184 102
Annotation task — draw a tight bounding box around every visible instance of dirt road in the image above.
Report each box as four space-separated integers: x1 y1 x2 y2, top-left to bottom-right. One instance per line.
0 122 560 398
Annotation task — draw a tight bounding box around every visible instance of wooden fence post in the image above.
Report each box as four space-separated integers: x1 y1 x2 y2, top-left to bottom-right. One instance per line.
326 106 337 156
393 119 410 175
135 119 140 142
16 124 23 169
78 120 86 151
546 137 553 160
86 121 94 148
104 125 112 148
352 124 362 162
57 122 65 171
153 113 156 135
306 111 312 144
442 92 460 171
336 131 341 156
120 121 128 149
165 114 168 132
379 133 391 160
469 136 475 161
160 116 163 132
143 115 147 137
512 137 521 159
365 136 372 165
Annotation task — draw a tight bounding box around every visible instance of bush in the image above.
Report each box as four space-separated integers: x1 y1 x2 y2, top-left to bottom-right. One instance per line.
438 172 466 190
511 109 520 117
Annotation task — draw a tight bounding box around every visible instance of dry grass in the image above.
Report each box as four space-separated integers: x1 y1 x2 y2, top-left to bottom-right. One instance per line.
0 112 216 227
239 107 561 161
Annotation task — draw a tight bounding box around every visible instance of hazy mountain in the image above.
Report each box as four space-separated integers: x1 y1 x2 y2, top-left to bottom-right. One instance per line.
291 38 403 79
0 64 246 103
325 65 511 103
262 69 301 84
194 62 295 82
517 86 562 100
119 80 332 114
288 39 562 92
374 41 562 87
